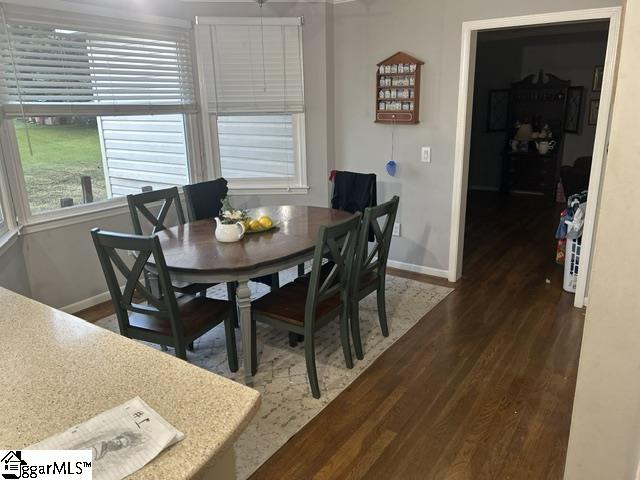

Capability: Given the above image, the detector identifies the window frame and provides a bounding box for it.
[194,16,309,194]
[0,113,198,232]
[0,4,201,232]
[208,112,308,194]
[0,7,311,237]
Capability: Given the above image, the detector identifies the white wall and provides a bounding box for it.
[332,0,621,273]
[563,0,640,477]
[0,237,30,297]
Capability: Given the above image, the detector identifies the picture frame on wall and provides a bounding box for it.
[564,86,584,133]
[588,99,600,125]
[592,65,604,92]
[486,88,510,132]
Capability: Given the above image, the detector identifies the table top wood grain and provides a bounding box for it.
[155,205,354,274]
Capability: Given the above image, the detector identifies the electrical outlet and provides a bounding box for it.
[393,222,401,237]
[421,146,431,163]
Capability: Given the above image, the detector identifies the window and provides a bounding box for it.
[12,114,189,214]
[0,5,195,217]
[195,17,307,191]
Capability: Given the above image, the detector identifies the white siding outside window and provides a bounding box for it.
[98,114,189,197]
[217,115,295,179]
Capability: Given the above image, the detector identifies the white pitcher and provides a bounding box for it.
[214,217,246,243]
[535,140,556,155]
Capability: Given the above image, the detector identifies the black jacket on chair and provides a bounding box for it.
[331,171,377,241]
[331,171,377,213]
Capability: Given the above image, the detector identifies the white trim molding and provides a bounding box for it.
[0,229,19,258]
[387,260,449,279]
[447,7,622,311]
[60,288,116,315]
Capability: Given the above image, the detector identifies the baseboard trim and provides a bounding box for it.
[387,260,449,279]
[61,262,451,314]
[61,289,112,314]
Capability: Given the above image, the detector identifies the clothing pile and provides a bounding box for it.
[555,191,588,264]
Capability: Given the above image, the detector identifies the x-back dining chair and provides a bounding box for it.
[126,187,214,298]
[91,228,238,369]
[349,196,399,359]
[127,187,185,235]
[251,213,361,398]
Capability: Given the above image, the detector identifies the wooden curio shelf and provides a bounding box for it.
[376,51,424,124]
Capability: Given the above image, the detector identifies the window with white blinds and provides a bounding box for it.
[0,4,195,116]
[195,16,307,191]
[217,114,295,179]
[196,17,304,114]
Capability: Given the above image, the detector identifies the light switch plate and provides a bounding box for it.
[421,146,431,163]
[393,222,401,237]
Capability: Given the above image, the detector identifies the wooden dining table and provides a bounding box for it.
[153,205,354,381]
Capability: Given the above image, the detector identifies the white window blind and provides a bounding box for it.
[0,5,196,116]
[196,17,304,114]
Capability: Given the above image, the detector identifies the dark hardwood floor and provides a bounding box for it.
[251,191,583,479]
[76,191,583,479]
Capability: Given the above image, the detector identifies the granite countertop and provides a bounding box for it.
[0,287,260,479]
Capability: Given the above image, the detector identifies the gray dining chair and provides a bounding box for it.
[250,213,361,398]
[126,187,214,298]
[349,196,399,359]
[91,228,238,369]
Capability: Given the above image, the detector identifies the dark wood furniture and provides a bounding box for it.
[349,196,399,360]
[251,214,362,398]
[561,156,592,197]
[502,151,561,200]
[127,187,213,297]
[375,51,424,124]
[501,72,570,201]
[91,228,238,368]
[182,179,277,311]
[150,205,356,379]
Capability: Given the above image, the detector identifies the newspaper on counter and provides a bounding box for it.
[28,397,184,480]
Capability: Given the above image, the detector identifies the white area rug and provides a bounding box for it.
[96,268,452,479]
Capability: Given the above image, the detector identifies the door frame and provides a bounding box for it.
[447,7,622,308]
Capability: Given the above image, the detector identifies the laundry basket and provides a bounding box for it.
[563,236,581,293]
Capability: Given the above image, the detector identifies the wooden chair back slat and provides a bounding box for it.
[91,228,182,337]
[353,196,400,289]
[305,214,361,316]
[127,187,185,235]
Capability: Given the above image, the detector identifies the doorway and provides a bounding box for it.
[448,8,622,308]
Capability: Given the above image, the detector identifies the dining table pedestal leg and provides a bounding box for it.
[236,279,255,382]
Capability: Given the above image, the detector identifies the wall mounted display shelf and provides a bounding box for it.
[376,51,424,124]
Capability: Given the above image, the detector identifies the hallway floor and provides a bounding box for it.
[252,191,583,479]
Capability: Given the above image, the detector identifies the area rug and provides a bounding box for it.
[95,268,453,479]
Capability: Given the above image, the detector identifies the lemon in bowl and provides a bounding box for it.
[258,215,273,229]
[248,219,262,231]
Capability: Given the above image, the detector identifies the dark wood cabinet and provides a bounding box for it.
[501,72,569,201]
[502,151,561,200]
